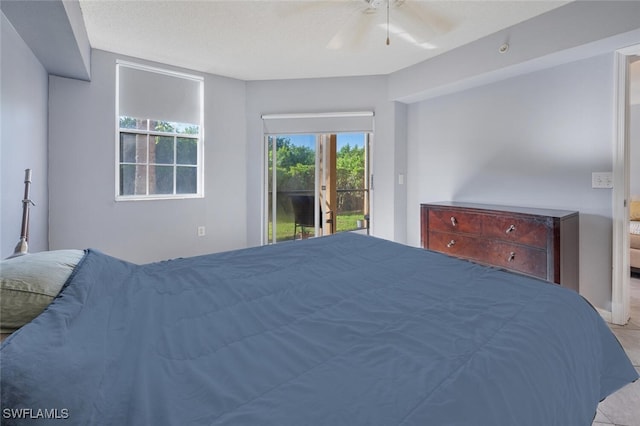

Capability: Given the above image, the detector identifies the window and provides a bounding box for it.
[119,119,199,196]
[116,61,203,200]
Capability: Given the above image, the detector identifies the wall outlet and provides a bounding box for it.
[197,226,206,237]
[592,172,613,189]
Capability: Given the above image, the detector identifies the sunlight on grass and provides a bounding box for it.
[269,213,366,242]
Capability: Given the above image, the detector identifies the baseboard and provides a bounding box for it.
[596,307,613,324]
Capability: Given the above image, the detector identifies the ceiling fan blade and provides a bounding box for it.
[327,6,378,50]
[391,0,453,45]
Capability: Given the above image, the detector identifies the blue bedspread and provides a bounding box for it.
[1,233,637,425]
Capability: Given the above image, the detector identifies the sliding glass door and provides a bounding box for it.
[265,132,370,244]
[334,133,370,234]
[267,134,318,243]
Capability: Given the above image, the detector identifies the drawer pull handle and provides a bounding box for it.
[507,252,516,262]
[450,216,457,227]
[506,224,516,234]
[447,240,456,248]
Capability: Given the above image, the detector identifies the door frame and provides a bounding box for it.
[612,44,640,325]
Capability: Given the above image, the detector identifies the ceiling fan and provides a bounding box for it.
[326,0,451,50]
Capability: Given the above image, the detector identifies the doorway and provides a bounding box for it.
[264,132,371,244]
[612,46,640,325]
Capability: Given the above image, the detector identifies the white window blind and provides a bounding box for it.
[261,111,374,135]
[118,62,202,125]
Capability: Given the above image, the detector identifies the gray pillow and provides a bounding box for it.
[0,249,84,334]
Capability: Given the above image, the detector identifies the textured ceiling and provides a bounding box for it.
[79,0,570,81]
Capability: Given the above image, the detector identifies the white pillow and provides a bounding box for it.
[0,249,84,334]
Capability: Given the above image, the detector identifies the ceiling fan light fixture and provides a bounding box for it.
[367,0,385,9]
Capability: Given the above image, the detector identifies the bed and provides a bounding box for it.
[1,233,637,425]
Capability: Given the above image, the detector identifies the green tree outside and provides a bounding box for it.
[268,136,367,241]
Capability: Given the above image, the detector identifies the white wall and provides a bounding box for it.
[389,1,640,104]
[0,12,49,257]
[406,53,616,310]
[48,50,248,263]
[244,77,406,247]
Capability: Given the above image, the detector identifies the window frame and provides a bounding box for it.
[115,60,204,201]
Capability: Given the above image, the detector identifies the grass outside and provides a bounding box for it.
[269,213,366,242]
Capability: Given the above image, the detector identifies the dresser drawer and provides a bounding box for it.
[428,231,486,260]
[429,231,547,279]
[483,241,547,279]
[428,209,482,234]
[482,215,549,249]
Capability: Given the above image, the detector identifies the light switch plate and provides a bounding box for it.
[592,172,613,189]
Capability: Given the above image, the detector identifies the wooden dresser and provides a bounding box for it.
[420,202,579,291]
